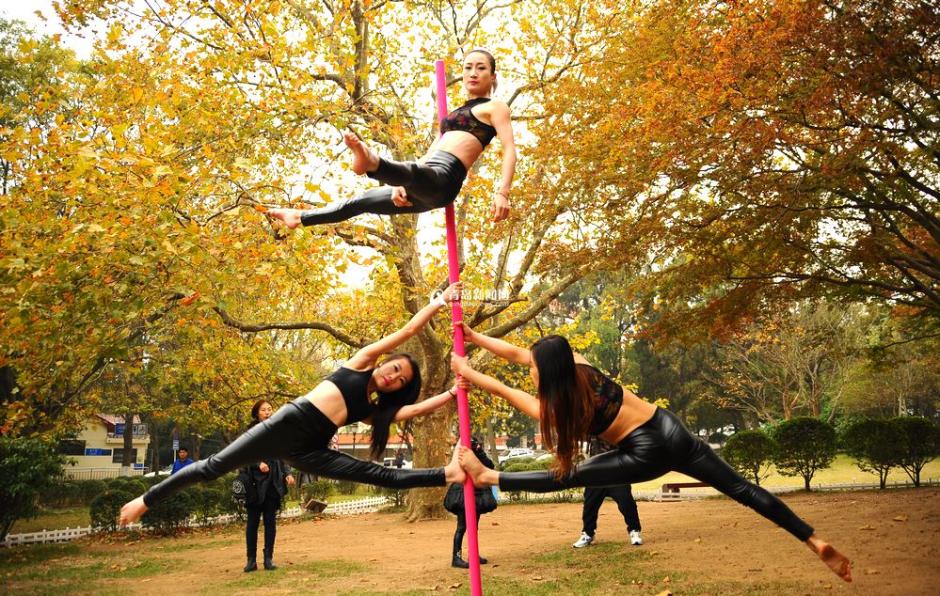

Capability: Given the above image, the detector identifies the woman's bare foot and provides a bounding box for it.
[444,446,466,484]
[266,208,303,229]
[807,535,852,582]
[343,131,379,175]
[459,446,499,487]
[120,495,148,526]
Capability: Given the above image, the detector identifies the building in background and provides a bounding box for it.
[58,414,151,479]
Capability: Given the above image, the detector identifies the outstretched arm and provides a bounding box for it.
[451,353,540,420]
[346,282,461,369]
[393,378,469,422]
[459,322,531,365]
[490,101,516,222]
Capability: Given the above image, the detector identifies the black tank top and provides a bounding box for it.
[439,98,497,148]
[578,363,624,436]
[326,366,376,424]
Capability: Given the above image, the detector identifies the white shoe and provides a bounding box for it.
[630,530,643,546]
[572,532,594,548]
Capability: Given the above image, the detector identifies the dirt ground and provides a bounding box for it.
[15,488,940,595]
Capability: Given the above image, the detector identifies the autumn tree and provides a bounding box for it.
[2,1,644,521]
[704,302,864,422]
[544,0,940,342]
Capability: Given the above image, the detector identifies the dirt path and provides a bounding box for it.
[17,488,940,595]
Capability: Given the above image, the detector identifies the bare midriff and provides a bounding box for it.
[302,381,352,427]
[598,392,658,445]
[435,131,485,170]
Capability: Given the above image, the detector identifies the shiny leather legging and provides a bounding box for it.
[299,151,467,226]
[143,398,445,507]
[499,408,814,541]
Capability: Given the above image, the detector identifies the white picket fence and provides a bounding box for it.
[0,496,390,548]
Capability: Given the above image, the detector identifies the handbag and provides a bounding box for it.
[232,469,258,506]
[475,485,498,515]
[443,483,498,515]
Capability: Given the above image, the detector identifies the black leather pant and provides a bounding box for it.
[246,486,280,558]
[582,484,641,536]
[499,409,814,542]
[299,151,467,225]
[454,511,481,556]
[143,398,445,507]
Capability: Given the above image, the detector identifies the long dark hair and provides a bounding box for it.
[530,335,594,478]
[249,399,271,428]
[369,353,422,460]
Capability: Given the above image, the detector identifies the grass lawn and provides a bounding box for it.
[10,508,91,534]
[628,454,940,493]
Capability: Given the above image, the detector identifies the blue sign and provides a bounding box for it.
[85,448,112,456]
[114,423,124,435]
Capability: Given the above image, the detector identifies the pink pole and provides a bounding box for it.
[435,59,483,596]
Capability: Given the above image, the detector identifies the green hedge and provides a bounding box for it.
[90,489,134,532]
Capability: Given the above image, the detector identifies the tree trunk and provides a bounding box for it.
[405,405,452,522]
[192,434,202,461]
[148,415,160,473]
[484,418,500,471]
[121,412,135,476]
[803,474,811,491]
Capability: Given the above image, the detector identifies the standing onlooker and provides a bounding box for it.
[573,438,643,548]
[244,400,295,572]
[446,435,497,568]
[171,447,194,475]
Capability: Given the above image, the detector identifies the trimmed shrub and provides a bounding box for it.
[105,476,147,496]
[840,418,903,488]
[772,417,836,491]
[39,480,82,508]
[500,458,552,473]
[302,480,334,503]
[335,479,358,495]
[141,490,194,535]
[892,417,940,487]
[723,430,777,486]
[78,479,109,506]
[90,489,135,532]
[190,486,223,525]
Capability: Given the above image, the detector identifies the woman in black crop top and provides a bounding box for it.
[119,283,470,526]
[265,48,516,229]
[449,328,852,583]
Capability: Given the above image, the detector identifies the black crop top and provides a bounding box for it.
[578,363,624,436]
[439,98,497,148]
[326,366,376,424]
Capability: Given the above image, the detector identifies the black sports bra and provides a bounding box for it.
[326,366,376,424]
[578,363,624,436]
[439,98,497,148]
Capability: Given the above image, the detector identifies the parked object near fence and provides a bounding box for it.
[1,496,391,548]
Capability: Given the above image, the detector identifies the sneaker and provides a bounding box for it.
[630,530,643,546]
[572,532,594,548]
